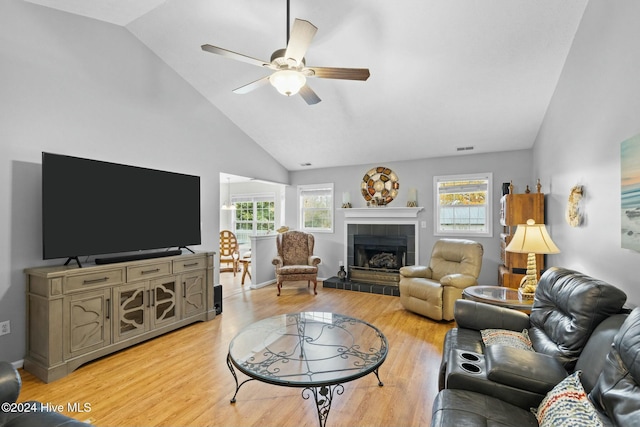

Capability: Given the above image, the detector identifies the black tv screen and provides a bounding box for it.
[42,152,201,261]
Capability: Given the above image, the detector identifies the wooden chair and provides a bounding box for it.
[219,230,240,276]
[238,251,252,285]
[272,231,321,296]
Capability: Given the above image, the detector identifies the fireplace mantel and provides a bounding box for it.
[341,207,424,218]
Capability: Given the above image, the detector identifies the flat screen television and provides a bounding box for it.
[42,152,201,266]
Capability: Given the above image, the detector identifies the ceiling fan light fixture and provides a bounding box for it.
[270,69,306,96]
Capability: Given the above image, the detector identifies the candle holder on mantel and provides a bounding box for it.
[407,188,418,207]
[341,191,352,208]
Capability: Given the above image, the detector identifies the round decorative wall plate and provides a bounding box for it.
[361,166,399,205]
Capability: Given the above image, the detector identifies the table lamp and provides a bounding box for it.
[505,219,560,296]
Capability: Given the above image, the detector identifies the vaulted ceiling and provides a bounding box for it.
[24,0,588,171]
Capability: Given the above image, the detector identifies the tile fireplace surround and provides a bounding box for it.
[324,207,423,296]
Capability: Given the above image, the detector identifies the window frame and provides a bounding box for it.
[298,183,334,233]
[230,193,276,243]
[433,173,493,237]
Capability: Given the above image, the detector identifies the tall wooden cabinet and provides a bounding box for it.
[499,184,545,289]
[25,252,216,383]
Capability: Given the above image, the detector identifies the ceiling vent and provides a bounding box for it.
[456,146,474,152]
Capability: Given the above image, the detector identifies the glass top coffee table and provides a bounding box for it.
[463,285,534,310]
[227,312,388,427]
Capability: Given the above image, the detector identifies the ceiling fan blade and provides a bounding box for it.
[299,84,321,105]
[232,76,271,94]
[284,19,318,65]
[201,44,270,68]
[307,66,370,81]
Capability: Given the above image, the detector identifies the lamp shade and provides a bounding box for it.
[505,219,560,254]
[270,70,306,96]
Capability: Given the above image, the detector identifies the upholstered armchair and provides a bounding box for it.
[399,239,483,321]
[272,231,321,296]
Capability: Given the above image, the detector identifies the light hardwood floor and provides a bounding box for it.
[18,275,453,427]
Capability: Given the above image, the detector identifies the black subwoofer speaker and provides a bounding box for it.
[214,284,222,315]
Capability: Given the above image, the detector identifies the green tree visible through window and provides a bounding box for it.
[434,174,492,236]
[232,196,275,243]
[299,184,334,232]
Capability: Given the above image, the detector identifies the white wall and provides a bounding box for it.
[533,0,640,307]
[0,0,288,363]
[287,150,534,285]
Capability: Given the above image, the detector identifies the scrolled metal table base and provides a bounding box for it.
[302,384,344,427]
[227,353,254,404]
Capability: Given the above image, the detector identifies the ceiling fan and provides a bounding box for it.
[200,0,370,105]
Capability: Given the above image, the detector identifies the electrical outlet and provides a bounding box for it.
[0,321,10,336]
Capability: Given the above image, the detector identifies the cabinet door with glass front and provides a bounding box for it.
[150,276,180,329]
[113,282,149,342]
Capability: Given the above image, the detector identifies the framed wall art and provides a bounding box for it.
[621,134,640,251]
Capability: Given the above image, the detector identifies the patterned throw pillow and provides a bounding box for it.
[480,328,533,351]
[534,371,604,427]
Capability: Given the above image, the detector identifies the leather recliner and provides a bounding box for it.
[399,239,483,321]
[439,267,628,408]
[431,307,640,426]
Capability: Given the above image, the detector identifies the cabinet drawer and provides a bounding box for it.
[64,269,123,293]
[173,257,206,273]
[127,261,171,281]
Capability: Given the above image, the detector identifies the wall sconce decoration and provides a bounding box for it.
[361,166,399,206]
[566,185,584,227]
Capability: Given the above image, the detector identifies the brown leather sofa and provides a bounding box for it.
[399,239,483,321]
[0,362,90,427]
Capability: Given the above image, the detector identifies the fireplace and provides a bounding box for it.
[346,223,416,286]
[324,208,422,295]
[350,235,407,285]
[354,235,407,269]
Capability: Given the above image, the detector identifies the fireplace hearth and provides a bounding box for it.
[323,276,400,296]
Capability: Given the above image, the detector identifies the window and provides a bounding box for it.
[231,194,275,244]
[434,173,492,237]
[298,183,334,233]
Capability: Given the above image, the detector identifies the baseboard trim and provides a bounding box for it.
[250,280,275,290]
